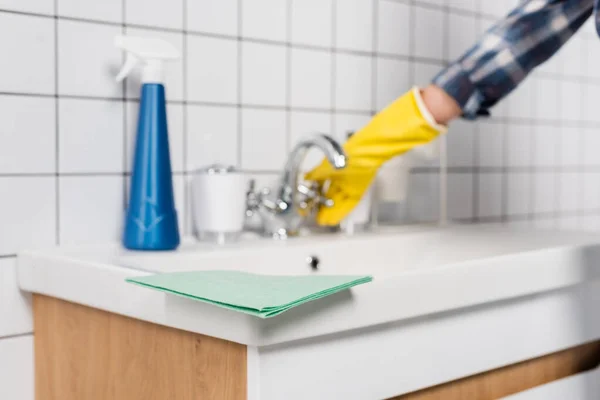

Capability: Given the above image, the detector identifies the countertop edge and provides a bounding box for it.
[15,239,600,347]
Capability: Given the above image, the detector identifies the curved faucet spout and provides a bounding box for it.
[286,134,347,172]
[248,133,347,238]
[280,134,347,201]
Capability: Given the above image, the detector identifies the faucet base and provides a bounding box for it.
[271,228,293,240]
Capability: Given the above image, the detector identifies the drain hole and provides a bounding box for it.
[306,256,320,270]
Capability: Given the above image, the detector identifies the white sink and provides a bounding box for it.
[16,223,600,400]
[17,222,600,345]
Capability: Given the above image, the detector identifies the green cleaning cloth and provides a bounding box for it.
[126,270,372,318]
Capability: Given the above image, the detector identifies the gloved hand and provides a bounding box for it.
[305,87,447,226]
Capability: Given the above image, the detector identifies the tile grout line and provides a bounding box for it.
[330,0,337,135]
[371,0,379,116]
[0,172,130,178]
[6,85,600,125]
[121,0,128,215]
[578,40,587,229]
[53,0,60,245]
[236,0,243,167]
[498,0,509,225]
[408,0,415,94]
[528,79,542,226]
[3,83,600,107]
[454,207,600,226]
[500,118,509,223]
[5,165,600,179]
[528,82,536,225]
[472,122,481,220]
[182,0,189,235]
[0,2,539,28]
[527,126,534,225]
[285,0,292,152]
[471,0,481,223]
[555,77,563,227]
[438,129,449,223]
[387,0,512,20]
[442,0,451,223]
[0,332,34,341]
[409,0,436,223]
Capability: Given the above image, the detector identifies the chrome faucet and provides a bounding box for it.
[247,134,347,238]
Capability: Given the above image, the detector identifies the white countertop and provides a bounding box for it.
[16,224,600,347]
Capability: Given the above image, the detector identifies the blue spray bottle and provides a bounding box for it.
[115,36,180,251]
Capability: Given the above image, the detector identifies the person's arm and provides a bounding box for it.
[426,0,594,124]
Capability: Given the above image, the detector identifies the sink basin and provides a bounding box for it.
[113,223,600,278]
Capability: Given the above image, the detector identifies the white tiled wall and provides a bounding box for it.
[1,0,600,397]
[0,336,34,400]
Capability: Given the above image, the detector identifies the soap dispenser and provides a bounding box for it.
[115,35,180,251]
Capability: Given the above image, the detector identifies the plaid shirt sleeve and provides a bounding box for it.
[432,0,594,119]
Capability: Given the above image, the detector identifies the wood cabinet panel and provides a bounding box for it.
[393,340,600,400]
[34,295,246,400]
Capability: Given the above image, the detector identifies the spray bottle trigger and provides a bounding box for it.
[115,53,139,82]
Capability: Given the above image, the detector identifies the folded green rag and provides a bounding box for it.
[126,270,372,318]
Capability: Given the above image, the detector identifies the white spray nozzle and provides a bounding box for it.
[114,35,180,83]
[115,53,139,82]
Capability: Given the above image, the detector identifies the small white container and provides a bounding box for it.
[191,164,248,243]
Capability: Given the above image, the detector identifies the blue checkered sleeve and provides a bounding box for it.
[433,0,594,119]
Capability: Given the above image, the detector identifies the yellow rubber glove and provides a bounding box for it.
[305,87,447,226]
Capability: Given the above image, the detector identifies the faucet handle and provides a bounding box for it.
[297,183,318,198]
[246,179,260,217]
[297,182,335,209]
[247,179,290,216]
